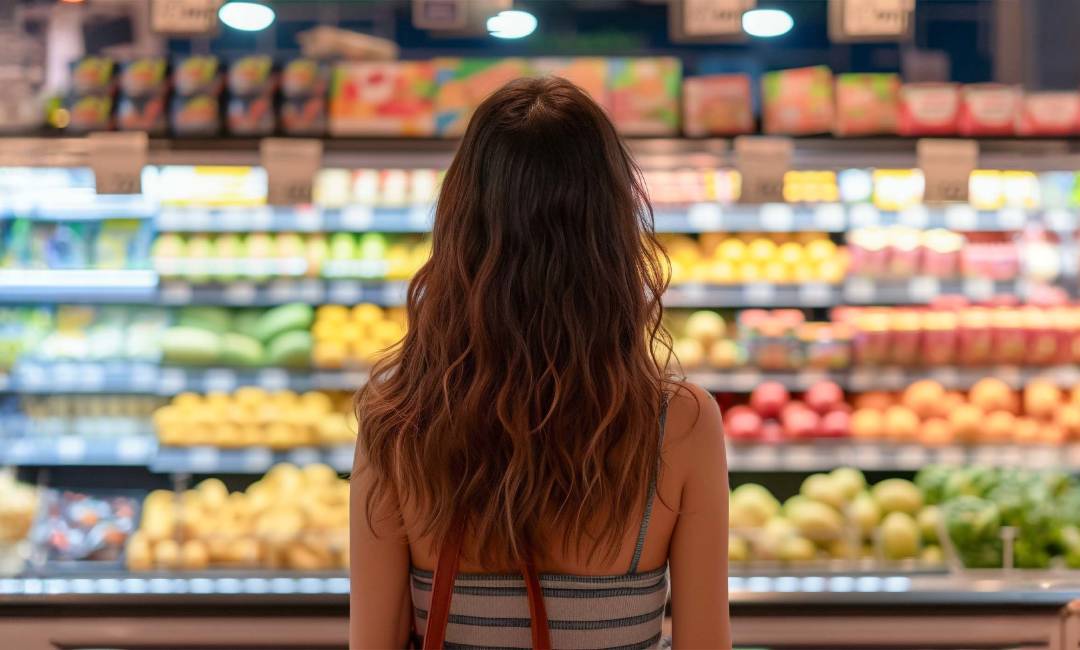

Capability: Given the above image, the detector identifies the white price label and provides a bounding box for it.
[929,367,959,387]
[268,279,299,303]
[849,204,880,227]
[973,446,1001,467]
[219,208,249,231]
[381,282,407,305]
[837,0,912,37]
[963,277,995,302]
[945,204,978,231]
[897,445,928,468]
[188,447,220,472]
[682,0,754,36]
[81,363,106,391]
[798,282,834,306]
[736,136,792,205]
[1044,208,1075,232]
[936,446,966,466]
[880,367,905,389]
[994,365,1022,387]
[340,205,374,231]
[224,282,257,305]
[919,139,978,203]
[1027,446,1058,470]
[845,277,876,303]
[330,445,355,472]
[288,447,320,467]
[729,371,761,392]
[158,368,187,395]
[204,369,237,393]
[1000,445,1023,467]
[899,205,929,229]
[852,444,884,468]
[243,447,273,472]
[160,282,193,305]
[687,203,723,230]
[741,445,779,470]
[151,0,221,34]
[814,204,846,231]
[257,369,290,391]
[299,279,325,303]
[409,205,434,229]
[261,138,323,206]
[89,132,147,195]
[743,282,775,305]
[293,205,324,231]
[760,204,794,231]
[909,276,940,302]
[329,281,363,304]
[783,445,820,470]
[1067,444,1080,469]
[998,207,1026,230]
[57,437,87,463]
[249,207,273,231]
[117,437,152,462]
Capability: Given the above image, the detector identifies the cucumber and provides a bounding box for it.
[253,303,314,343]
[266,330,313,367]
[176,306,232,333]
[220,333,265,367]
[161,327,222,365]
[231,309,263,338]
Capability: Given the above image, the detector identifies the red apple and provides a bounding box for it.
[760,420,785,444]
[820,410,851,438]
[829,401,853,415]
[781,405,821,439]
[750,381,790,418]
[724,405,762,441]
[804,380,845,415]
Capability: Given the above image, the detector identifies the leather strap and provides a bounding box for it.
[423,533,551,649]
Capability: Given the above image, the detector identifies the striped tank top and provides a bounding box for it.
[411,401,670,650]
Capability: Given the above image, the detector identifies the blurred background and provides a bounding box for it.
[2,0,1080,648]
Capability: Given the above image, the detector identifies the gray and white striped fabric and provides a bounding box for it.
[410,564,669,650]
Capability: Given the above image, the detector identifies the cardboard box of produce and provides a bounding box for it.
[682,74,754,137]
[761,66,834,135]
[434,58,534,137]
[834,73,900,136]
[609,57,681,136]
[329,61,437,137]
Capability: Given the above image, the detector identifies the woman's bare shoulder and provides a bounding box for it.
[662,381,725,465]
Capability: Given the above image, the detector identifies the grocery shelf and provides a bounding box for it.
[0,192,157,221]
[665,282,841,307]
[152,444,354,474]
[7,362,368,395]
[726,440,1080,472]
[1,435,156,466]
[842,277,1029,304]
[0,270,158,304]
[158,279,409,307]
[690,365,1080,392]
[156,205,435,233]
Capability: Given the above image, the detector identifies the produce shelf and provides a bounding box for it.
[690,365,1080,392]
[151,444,354,474]
[7,362,368,395]
[156,205,435,233]
[0,192,157,221]
[0,270,159,304]
[1,435,156,466]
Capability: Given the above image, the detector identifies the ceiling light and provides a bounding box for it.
[742,8,794,38]
[219,1,276,32]
[487,10,537,39]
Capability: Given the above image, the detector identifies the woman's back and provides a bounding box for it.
[349,77,731,649]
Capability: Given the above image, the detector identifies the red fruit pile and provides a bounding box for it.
[725,380,851,442]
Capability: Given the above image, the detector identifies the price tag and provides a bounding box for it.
[1000,445,1023,467]
[381,282,408,306]
[188,447,220,473]
[729,371,761,392]
[7,439,31,463]
[944,204,978,231]
[899,205,929,229]
[409,205,434,230]
[783,445,820,470]
[57,437,87,463]
[963,277,995,302]
[1027,446,1058,470]
[54,363,77,388]
[743,282,775,305]
[909,276,940,302]
[849,204,880,227]
[268,279,299,303]
[830,0,913,41]
[852,444,884,468]
[158,368,187,395]
[293,205,324,232]
[687,203,723,230]
[151,0,221,34]
[160,282,193,305]
[814,204,846,231]
[680,0,755,37]
[257,369,290,391]
[261,138,323,206]
[288,447,320,467]
[845,277,875,303]
[1044,208,1075,232]
[760,204,794,231]
[994,365,1022,387]
[880,367,905,389]
[89,132,147,195]
[219,208,250,231]
[224,282,257,305]
[299,279,325,303]
[340,205,374,231]
[929,366,959,387]
[742,445,779,470]
[328,280,362,305]
[81,363,106,391]
[897,445,928,468]
[249,207,273,231]
[1067,444,1080,469]
[798,282,834,306]
[919,139,978,203]
[204,369,237,393]
[242,447,273,472]
[936,445,966,466]
[998,207,1026,230]
[330,445,355,472]
[736,136,792,205]
[973,446,1001,467]
[117,437,152,463]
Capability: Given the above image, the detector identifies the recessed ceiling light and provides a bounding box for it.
[219,1,276,32]
[487,10,538,39]
[742,8,794,38]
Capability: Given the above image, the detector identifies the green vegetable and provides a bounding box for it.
[266,330,313,367]
[231,309,263,338]
[161,326,221,365]
[176,306,231,333]
[914,465,951,505]
[253,303,314,344]
[943,495,1002,568]
[220,333,265,367]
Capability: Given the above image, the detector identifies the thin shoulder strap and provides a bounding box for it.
[424,530,552,649]
[628,394,670,574]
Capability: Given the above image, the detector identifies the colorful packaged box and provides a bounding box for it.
[329,61,436,137]
[66,57,116,133]
[609,57,681,136]
[117,57,168,134]
[898,83,960,136]
[1017,91,1080,136]
[533,58,610,109]
[761,66,834,135]
[281,58,330,136]
[681,74,753,137]
[227,55,277,136]
[958,84,1020,136]
[434,58,533,137]
[833,73,900,136]
[171,55,223,136]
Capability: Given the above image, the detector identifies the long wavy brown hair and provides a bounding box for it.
[356,76,673,567]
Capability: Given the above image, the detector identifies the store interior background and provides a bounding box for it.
[4,0,1080,648]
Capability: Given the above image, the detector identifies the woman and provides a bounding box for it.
[350,77,730,649]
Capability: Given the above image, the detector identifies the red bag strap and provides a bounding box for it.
[423,532,551,649]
